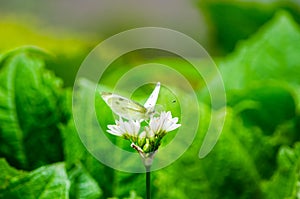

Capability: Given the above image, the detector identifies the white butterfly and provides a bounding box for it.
[101,82,161,120]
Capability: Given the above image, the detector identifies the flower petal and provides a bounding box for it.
[147,111,181,135]
[106,119,141,137]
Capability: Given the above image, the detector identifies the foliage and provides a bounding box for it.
[262,144,300,199]
[199,0,300,54]
[0,8,300,199]
[0,159,70,199]
[0,47,69,170]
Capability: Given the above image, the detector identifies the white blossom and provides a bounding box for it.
[106,109,181,160]
[107,119,140,137]
[145,111,181,136]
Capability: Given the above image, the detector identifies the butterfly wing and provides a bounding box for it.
[101,92,147,120]
[144,82,161,111]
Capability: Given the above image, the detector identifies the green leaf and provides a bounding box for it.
[0,158,102,199]
[262,143,300,199]
[0,162,70,199]
[220,11,300,90]
[200,0,300,53]
[61,87,115,198]
[68,163,102,199]
[217,11,300,141]
[229,110,278,179]
[198,109,262,199]
[228,85,296,134]
[0,158,25,190]
[0,47,69,170]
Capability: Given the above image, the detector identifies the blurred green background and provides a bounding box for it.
[0,0,300,198]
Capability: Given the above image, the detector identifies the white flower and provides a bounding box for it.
[146,111,181,136]
[107,119,140,137]
[106,111,181,156]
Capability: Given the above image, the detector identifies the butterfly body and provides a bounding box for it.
[101,82,160,120]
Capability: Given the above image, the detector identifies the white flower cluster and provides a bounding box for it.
[107,111,181,154]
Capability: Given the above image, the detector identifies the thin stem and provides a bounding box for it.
[146,166,151,199]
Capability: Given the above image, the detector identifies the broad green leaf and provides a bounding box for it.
[216,11,300,139]
[228,85,296,134]
[0,162,70,199]
[68,163,102,199]
[61,81,115,198]
[229,109,277,179]
[199,0,300,53]
[220,11,300,90]
[0,47,69,170]
[0,158,25,190]
[0,158,102,199]
[262,143,300,199]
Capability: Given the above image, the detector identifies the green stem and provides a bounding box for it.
[146,166,151,199]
